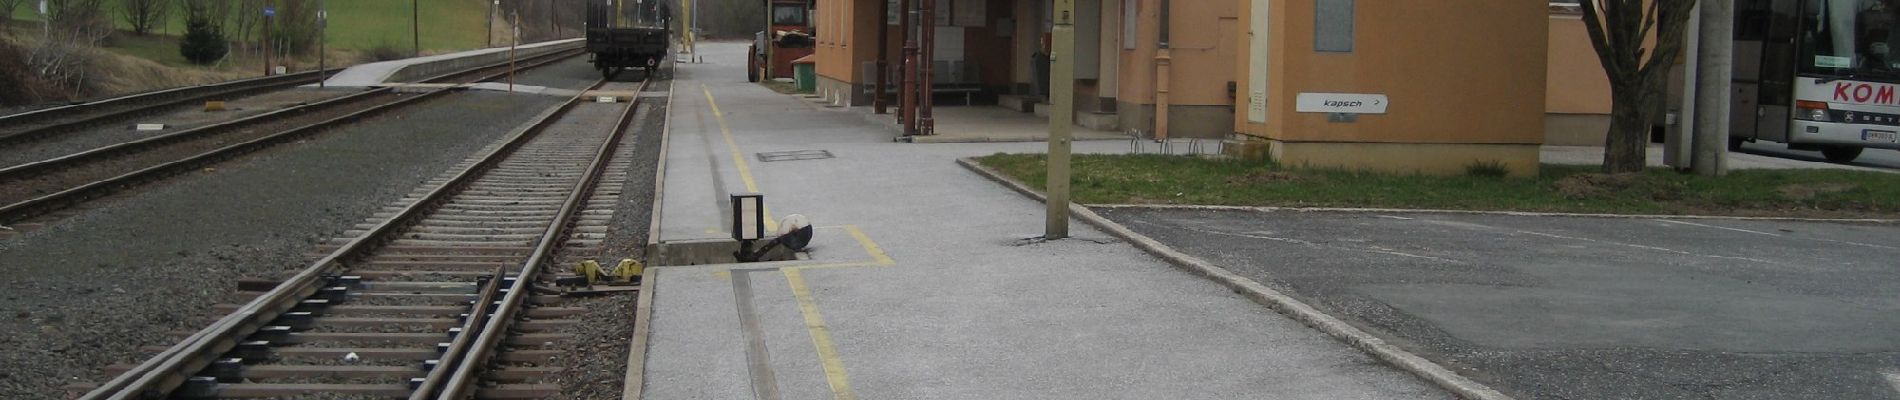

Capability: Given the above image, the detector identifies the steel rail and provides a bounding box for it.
[78,56,596,400]
[0,69,335,149]
[431,76,652,400]
[0,49,582,226]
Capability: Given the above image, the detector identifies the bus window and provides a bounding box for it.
[1799,0,1900,76]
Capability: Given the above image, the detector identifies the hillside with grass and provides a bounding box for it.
[1,0,575,106]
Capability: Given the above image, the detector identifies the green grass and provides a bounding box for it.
[975,153,1900,218]
[4,0,490,52]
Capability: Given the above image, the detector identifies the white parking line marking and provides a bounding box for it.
[1656,219,1900,250]
[1884,370,1900,394]
[1655,219,1781,237]
[1143,221,1463,263]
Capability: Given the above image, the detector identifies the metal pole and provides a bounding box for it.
[1692,0,1732,176]
[412,0,420,56]
[318,0,326,88]
[487,0,497,47]
[874,0,890,114]
[899,0,917,134]
[1045,0,1075,239]
[1668,1,1700,170]
[917,0,934,135]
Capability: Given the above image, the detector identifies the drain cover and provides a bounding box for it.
[756,150,834,162]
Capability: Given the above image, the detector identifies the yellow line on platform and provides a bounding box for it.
[842,225,895,266]
[784,267,857,400]
[702,85,778,232]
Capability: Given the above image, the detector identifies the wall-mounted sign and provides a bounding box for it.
[1296,93,1388,114]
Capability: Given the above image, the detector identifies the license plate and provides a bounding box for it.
[1864,130,1899,143]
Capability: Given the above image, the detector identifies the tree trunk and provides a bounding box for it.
[1603,84,1655,173]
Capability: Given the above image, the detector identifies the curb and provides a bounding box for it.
[1090,204,1900,224]
[956,157,1514,400]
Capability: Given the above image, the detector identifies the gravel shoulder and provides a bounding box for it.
[0,91,564,398]
[507,57,621,92]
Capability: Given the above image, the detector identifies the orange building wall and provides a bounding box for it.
[1548,14,1613,115]
[1118,0,1239,107]
[1238,0,1548,145]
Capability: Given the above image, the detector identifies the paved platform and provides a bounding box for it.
[635,41,1450,399]
[1101,207,1900,399]
[320,38,581,87]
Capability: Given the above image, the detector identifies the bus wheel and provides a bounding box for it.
[1728,137,1745,152]
[1822,146,1864,163]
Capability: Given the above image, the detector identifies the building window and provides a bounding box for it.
[1314,0,1353,53]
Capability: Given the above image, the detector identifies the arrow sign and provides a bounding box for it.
[1296,93,1390,114]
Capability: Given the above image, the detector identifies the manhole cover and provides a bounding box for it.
[756,150,834,162]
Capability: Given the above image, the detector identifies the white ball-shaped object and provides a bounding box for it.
[778,214,811,236]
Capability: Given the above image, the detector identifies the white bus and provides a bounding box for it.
[1732,0,1900,162]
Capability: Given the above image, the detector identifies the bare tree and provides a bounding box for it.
[232,0,261,53]
[0,0,26,32]
[31,0,113,96]
[1579,0,1698,173]
[121,0,168,35]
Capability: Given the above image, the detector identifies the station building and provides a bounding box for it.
[811,1,1596,177]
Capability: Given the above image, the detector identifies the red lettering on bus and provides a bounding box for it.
[1838,82,1854,101]
[1855,84,1874,102]
[1878,86,1895,105]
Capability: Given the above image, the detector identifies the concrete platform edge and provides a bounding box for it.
[643,77,677,257]
[622,265,659,400]
[1089,204,1900,223]
[954,157,1515,400]
[624,73,677,400]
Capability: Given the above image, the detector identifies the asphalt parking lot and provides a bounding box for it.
[1100,207,1900,399]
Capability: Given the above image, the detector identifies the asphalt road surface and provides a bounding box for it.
[1101,207,1900,400]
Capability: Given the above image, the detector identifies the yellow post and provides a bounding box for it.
[1046,0,1076,239]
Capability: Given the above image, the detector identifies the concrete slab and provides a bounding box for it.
[637,41,1450,399]
[319,39,582,87]
[1101,207,1900,399]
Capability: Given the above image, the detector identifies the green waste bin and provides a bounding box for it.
[792,55,817,92]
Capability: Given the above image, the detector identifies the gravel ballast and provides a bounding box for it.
[543,75,671,400]
[0,91,564,398]
[0,88,355,169]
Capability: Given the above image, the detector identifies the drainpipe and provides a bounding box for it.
[919,0,937,135]
[1154,0,1173,142]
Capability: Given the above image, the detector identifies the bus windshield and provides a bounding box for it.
[1800,0,1900,79]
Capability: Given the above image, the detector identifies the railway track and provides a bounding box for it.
[0,69,336,150]
[0,48,584,230]
[81,75,652,399]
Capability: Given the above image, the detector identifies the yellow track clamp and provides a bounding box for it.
[610,258,645,282]
[574,260,605,285]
